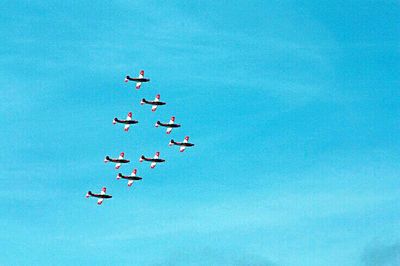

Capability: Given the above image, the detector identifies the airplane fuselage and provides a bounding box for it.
[172,141,194,147]
[114,118,139,124]
[142,157,165,163]
[142,99,166,105]
[106,158,130,163]
[126,76,150,82]
[157,122,181,128]
[119,174,142,180]
[88,192,112,199]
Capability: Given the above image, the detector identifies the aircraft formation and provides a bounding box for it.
[86,70,195,205]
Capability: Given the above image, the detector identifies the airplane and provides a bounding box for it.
[139,151,165,168]
[117,168,142,187]
[104,152,130,169]
[155,116,181,134]
[169,136,195,152]
[112,112,138,131]
[85,187,112,205]
[124,70,150,89]
[140,94,166,112]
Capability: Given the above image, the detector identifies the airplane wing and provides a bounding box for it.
[180,137,189,152]
[131,169,137,176]
[152,94,160,112]
[125,113,132,131]
[136,71,144,89]
[151,152,159,168]
[166,117,175,134]
[100,187,106,195]
[127,180,134,186]
[97,198,104,205]
[116,152,124,168]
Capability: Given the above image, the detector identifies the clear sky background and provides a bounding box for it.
[1,1,399,265]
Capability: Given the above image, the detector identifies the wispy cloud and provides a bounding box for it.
[153,247,277,266]
[362,241,400,266]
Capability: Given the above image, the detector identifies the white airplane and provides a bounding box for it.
[139,151,165,169]
[169,136,195,152]
[124,70,150,89]
[85,187,112,205]
[112,112,138,131]
[104,152,130,169]
[155,116,181,134]
[140,94,166,112]
[117,169,142,187]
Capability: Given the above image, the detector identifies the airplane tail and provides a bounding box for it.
[140,98,145,105]
[104,156,110,163]
[124,75,130,82]
[139,155,145,162]
[155,121,160,127]
[169,139,174,146]
[117,173,122,180]
[112,118,117,124]
[86,191,92,198]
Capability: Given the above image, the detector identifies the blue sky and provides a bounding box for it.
[1,0,399,265]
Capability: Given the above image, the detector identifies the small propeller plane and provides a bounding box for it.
[139,151,165,168]
[104,152,130,169]
[112,112,138,131]
[85,187,112,205]
[140,94,166,112]
[169,136,195,152]
[117,169,142,187]
[155,116,181,134]
[124,70,150,89]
